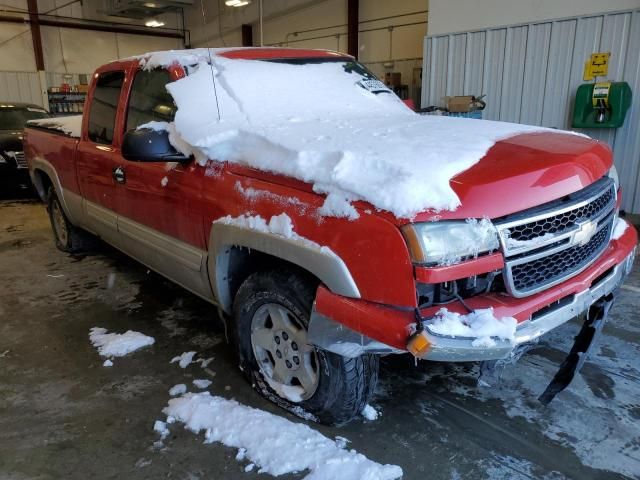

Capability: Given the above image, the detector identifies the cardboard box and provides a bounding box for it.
[447,95,474,113]
[76,84,89,93]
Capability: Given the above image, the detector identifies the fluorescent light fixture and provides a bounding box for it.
[225,0,251,6]
[145,19,165,27]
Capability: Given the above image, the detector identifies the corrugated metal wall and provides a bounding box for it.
[0,72,43,106]
[422,9,640,214]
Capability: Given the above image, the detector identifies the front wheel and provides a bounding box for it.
[233,268,379,425]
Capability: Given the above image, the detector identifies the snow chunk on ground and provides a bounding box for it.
[170,351,197,368]
[169,384,187,396]
[27,115,82,137]
[89,327,155,357]
[163,392,402,479]
[427,308,517,347]
[193,379,212,389]
[612,217,629,240]
[153,420,169,440]
[103,359,113,367]
[135,50,581,218]
[361,404,379,421]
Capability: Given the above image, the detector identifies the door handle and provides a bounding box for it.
[112,166,126,184]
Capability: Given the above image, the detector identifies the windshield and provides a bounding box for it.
[176,57,409,130]
[0,107,50,130]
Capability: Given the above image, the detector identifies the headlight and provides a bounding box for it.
[607,165,619,191]
[402,218,499,266]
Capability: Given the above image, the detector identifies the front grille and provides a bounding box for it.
[507,186,614,242]
[13,151,27,169]
[496,177,616,297]
[509,222,612,292]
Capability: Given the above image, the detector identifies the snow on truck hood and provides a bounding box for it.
[140,49,579,219]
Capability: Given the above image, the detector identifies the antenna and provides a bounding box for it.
[200,0,221,121]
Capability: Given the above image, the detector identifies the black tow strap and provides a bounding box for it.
[538,294,615,405]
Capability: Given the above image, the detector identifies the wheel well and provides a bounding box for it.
[32,168,52,202]
[223,246,320,311]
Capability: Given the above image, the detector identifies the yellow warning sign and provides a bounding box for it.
[584,52,610,80]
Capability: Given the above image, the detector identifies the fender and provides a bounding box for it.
[207,221,361,313]
[29,157,83,225]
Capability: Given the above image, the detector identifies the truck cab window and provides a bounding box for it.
[126,70,176,131]
[87,71,125,145]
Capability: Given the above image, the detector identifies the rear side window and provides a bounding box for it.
[88,71,124,145]
[126,70,176,131]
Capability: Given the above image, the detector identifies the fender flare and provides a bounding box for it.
[30,157,78,225]
[207,221,361,313]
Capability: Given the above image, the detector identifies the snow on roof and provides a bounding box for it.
[137,49,579,218]
[133,47,347,70]
[28,115,82,138]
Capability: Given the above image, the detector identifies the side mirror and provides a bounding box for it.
[122,128,191,163]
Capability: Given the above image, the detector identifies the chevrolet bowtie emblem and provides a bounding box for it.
[573,219,598,246]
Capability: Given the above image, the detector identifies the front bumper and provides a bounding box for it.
[420,245,635,361]
[310,225,637,361]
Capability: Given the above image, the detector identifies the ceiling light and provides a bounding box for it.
[225,0,251,6]
[145,19,165,27]
[143,2,158,7]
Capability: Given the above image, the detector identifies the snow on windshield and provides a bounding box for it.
[139,49,573,218]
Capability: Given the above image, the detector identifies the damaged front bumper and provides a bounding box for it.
[309,227,637,362]
[418,246,635,361]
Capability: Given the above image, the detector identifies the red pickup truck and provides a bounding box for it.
[25,48,637,425]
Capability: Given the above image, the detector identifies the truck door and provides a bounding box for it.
[114,67,211,300]
[76,69,126,243]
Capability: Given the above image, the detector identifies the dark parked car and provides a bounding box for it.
[0,102,50,193]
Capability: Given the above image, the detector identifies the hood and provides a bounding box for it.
[0,130,24,152]
[411,132,612,222]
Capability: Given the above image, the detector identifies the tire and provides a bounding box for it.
[46,187,94,253]
[233,268,379,426]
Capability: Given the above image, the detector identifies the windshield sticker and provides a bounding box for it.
[357,79,392,94]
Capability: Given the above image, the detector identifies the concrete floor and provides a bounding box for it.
[1,195,639,480]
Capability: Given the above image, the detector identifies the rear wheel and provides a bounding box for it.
[233,268,379,425]
[47,187,94,253]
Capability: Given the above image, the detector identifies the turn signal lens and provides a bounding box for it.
[407,332,431,357]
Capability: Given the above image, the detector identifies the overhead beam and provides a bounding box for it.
[27,0,44,70]
[0,14,184,40]
[347,0,358,58]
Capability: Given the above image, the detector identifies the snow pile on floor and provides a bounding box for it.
[170,351,197,368]
[193,379,212,389]
[162,392,402,479]
[134,49,577,218]
[169,384,187,396]
[27,115,82,137]
[154,420,170,440]
[89,327,155,357]
[612,217,629,240]
[215,213,336,256]
[427,308,518,347]
[361,404,380,421]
